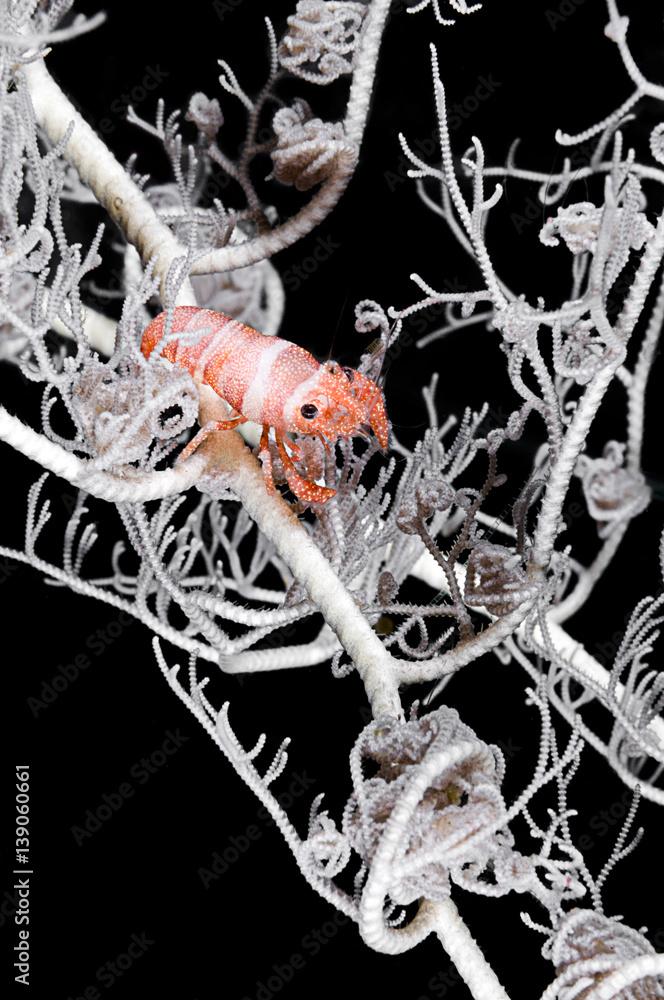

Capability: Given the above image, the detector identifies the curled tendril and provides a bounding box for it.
[649,122,664,165]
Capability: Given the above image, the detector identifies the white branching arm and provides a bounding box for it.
[24,56,196,305]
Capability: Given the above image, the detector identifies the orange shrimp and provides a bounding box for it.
[141,307,388,504]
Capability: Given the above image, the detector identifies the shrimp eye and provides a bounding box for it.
[342,367,354,382]
[300,403,318,419]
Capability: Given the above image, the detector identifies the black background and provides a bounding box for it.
[2,2,664,999]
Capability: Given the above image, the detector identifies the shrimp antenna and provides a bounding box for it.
[324,291,350,363]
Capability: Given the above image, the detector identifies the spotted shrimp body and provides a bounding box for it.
[140,306,388,504]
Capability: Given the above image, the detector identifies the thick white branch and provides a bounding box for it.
[433,898,511,1000]
[197,387,402,719]
[23,57,196,306]
[0,405,207,501]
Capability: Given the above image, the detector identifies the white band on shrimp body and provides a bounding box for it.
[241,338,291,422]
[282,368,326,426]
[191,319,241,382]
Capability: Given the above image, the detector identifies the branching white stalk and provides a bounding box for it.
[24,57,197,306]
